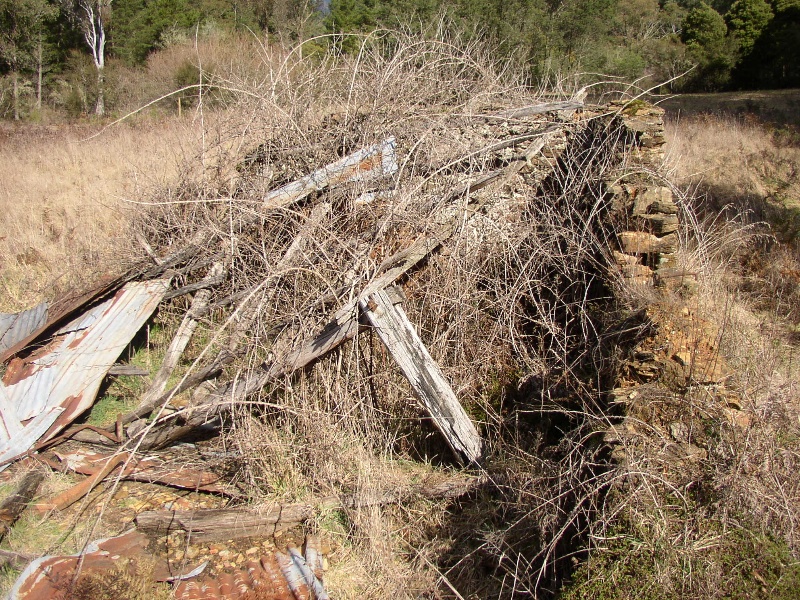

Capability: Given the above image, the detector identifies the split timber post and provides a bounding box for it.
[360,287,483,466]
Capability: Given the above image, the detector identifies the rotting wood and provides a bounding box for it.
[138,138,398,284]
[262,137,397,211]
[211,132,566,406]
[136,503,314,542]
[136,263,224,415]
[212,168,509,404]
[135,473,485,542]
[360,288,483,465]
[0,471,44,541]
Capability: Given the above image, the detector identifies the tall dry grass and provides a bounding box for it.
[0,119,200,312]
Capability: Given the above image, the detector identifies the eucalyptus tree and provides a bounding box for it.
[61,0,111,115]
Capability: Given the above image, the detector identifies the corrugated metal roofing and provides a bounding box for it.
[0,280,169,470]
[8,531,329,600]
[0,303,48,356]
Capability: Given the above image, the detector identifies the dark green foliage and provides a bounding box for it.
[112,0,204,64]
[726,0,773,53]
[733,0,800,87]
[681,3,738,89]
[0,0,59,118]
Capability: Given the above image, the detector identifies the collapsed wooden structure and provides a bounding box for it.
[0,96,679,598]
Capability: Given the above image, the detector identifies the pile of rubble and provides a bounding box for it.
[0,96,681,597]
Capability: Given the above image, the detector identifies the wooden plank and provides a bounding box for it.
[135,473,485,542]
[135,263,224,415]
[360,289,482,465]
[135,504,315,542]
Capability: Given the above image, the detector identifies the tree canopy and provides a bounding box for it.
[1,0,798,119]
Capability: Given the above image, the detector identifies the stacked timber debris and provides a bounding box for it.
[0,95,679,597]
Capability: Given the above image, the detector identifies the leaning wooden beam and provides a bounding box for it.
[0,471,44,542]
[135,262,225,415]
[360,289,483,465]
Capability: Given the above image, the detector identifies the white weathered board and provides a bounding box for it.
[360,289,483,465]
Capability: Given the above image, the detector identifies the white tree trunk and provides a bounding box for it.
[80,1,107,116]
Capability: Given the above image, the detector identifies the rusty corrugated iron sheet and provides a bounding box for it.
[51,449,236,496]
[0,280,169,469]
[0,274,132,365]
[173,538,328,600]
[9,531,328,600]
[0,303,48,356]
[6,530,207,600]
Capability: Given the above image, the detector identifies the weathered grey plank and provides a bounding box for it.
[360,289,483,465]
[136,263,224,414]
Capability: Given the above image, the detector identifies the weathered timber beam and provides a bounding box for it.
[360,289,483,465]
[135,474,486,542]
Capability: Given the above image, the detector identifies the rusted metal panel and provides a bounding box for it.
[0,303,48,356]
[8,530,328,600]
[0,274,131,364]
[52,449,236,496]
[0,280,169,469]
[7,530,206,600]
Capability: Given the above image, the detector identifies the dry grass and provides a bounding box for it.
[0,118,200,312]
[561,113,800,599]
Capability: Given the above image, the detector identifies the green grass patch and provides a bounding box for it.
[561,521,800,599]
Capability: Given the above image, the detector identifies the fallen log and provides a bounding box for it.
[136,473,486,542]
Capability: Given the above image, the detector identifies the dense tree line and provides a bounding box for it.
[0,0,797,119]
